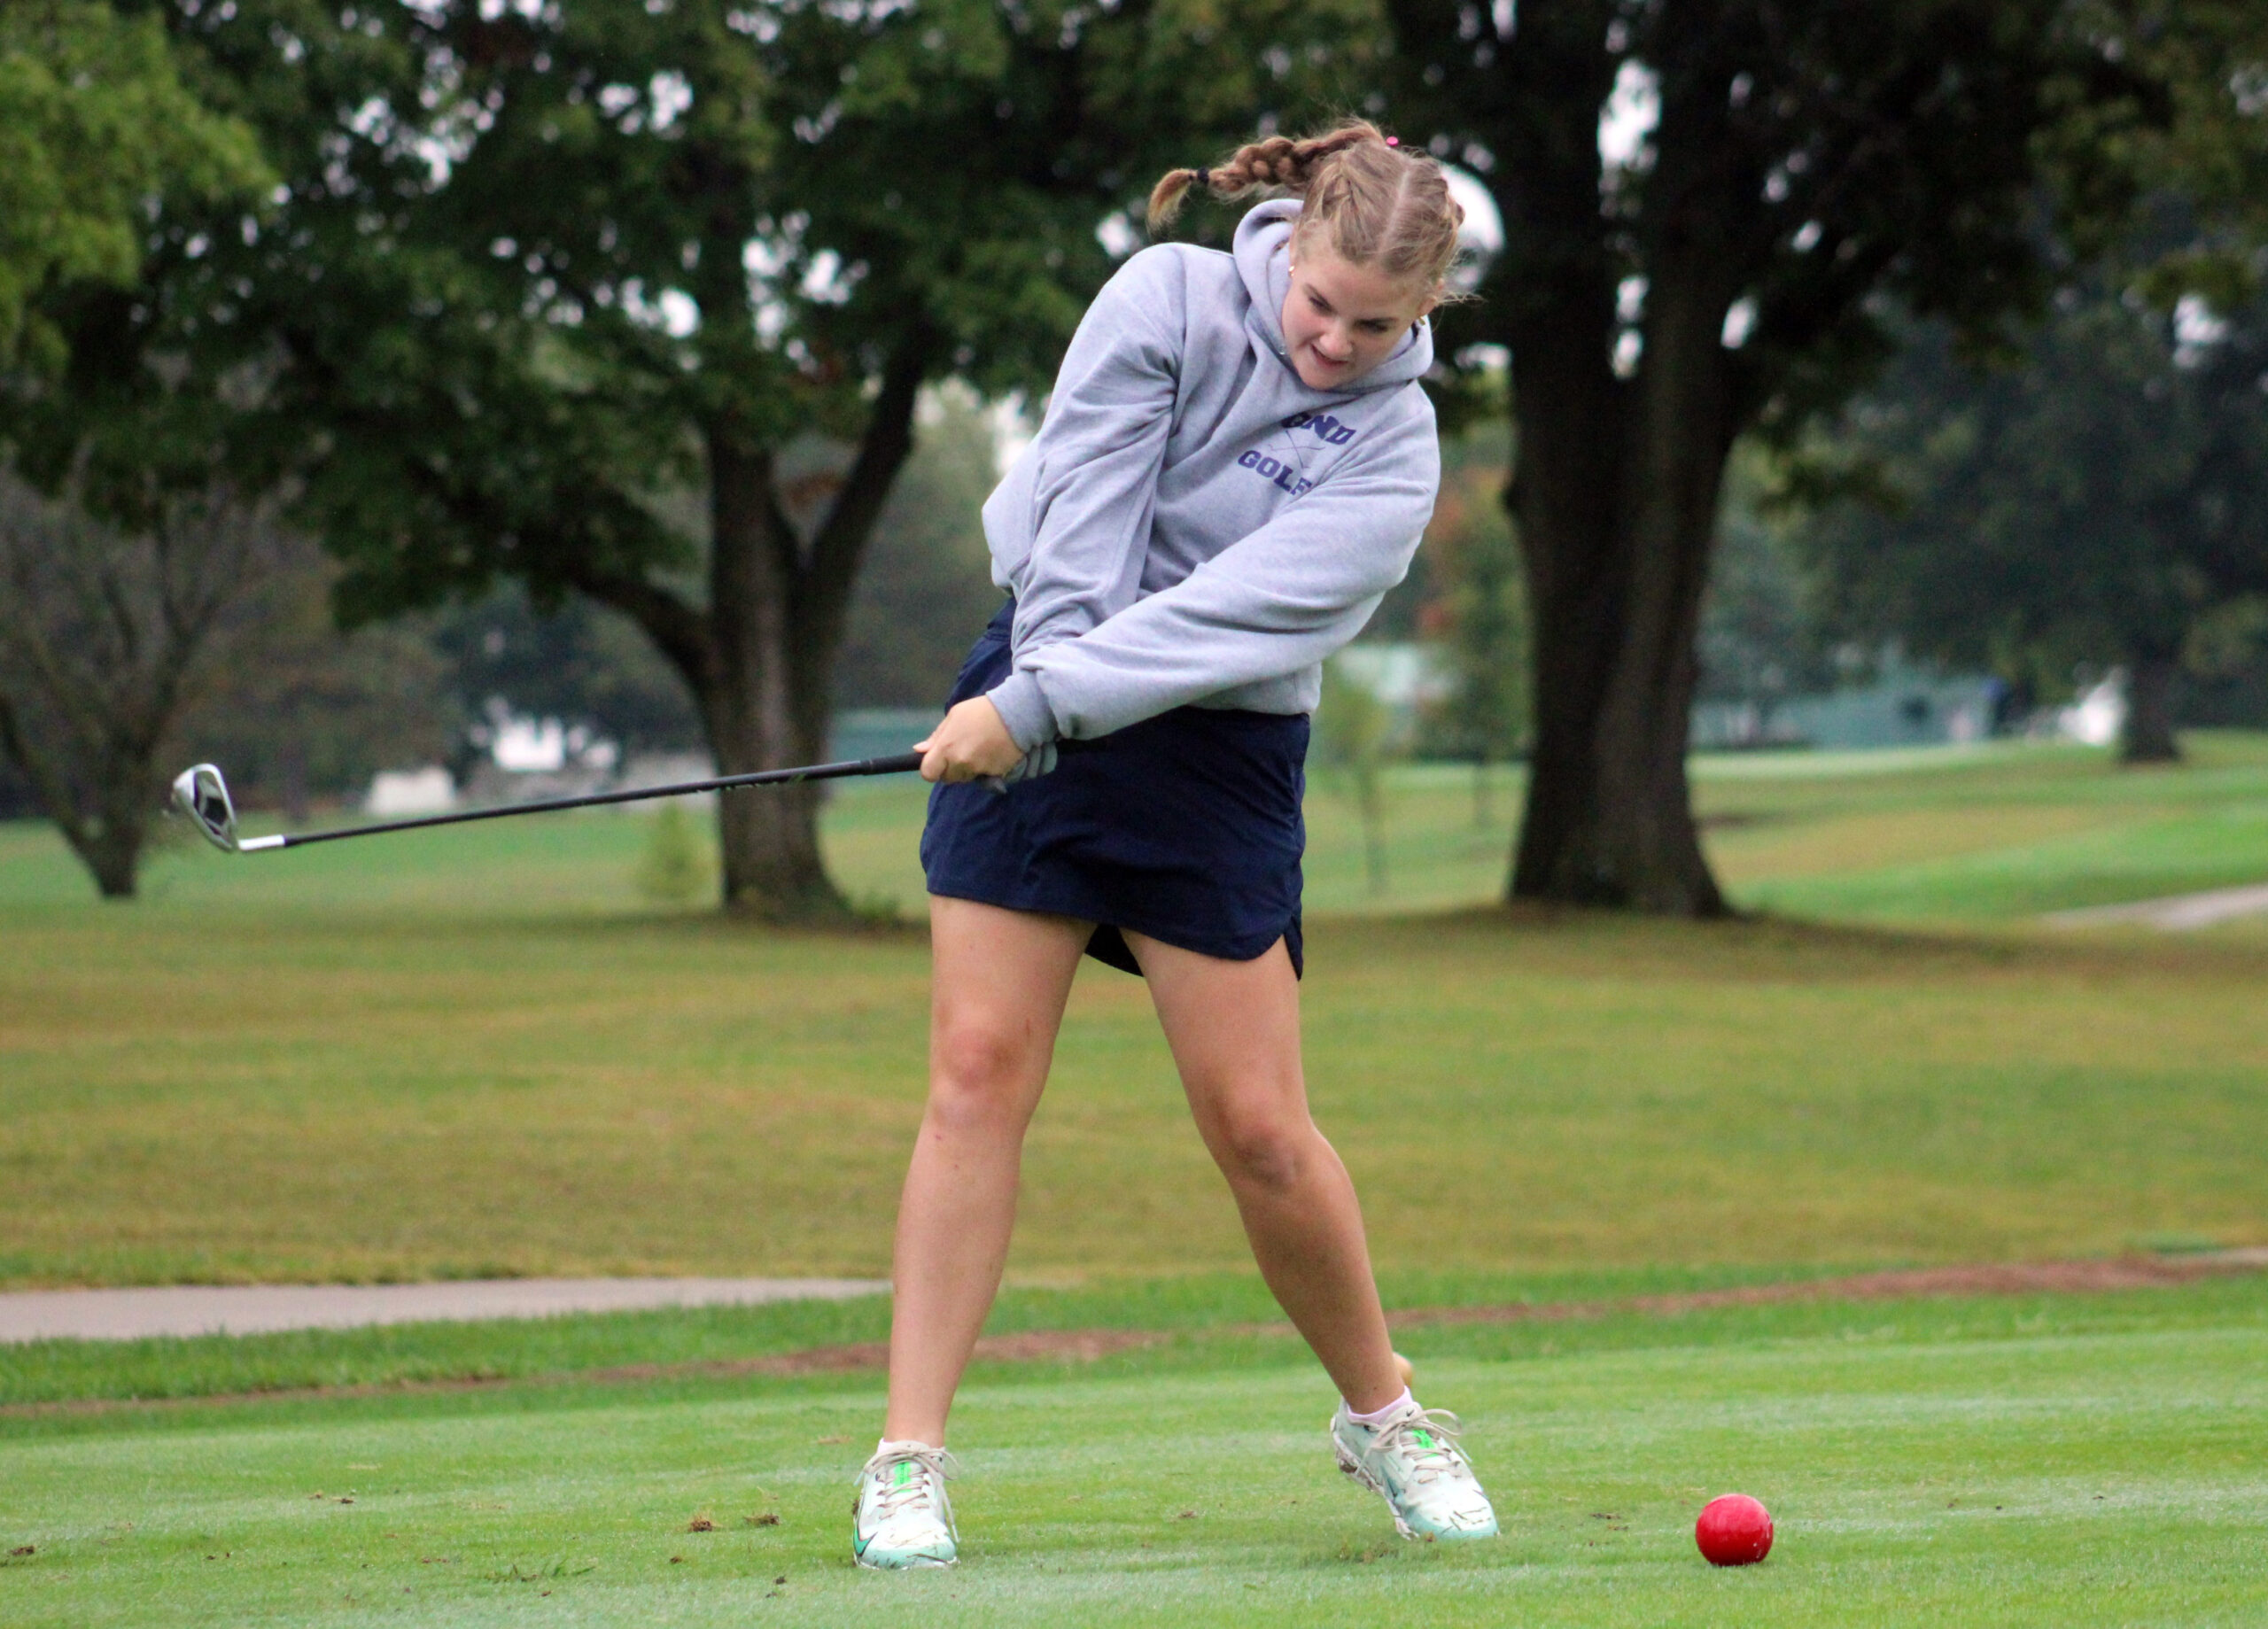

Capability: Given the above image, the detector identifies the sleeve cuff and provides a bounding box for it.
[985,671,1060,752]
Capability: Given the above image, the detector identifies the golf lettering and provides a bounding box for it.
[1281,409,1359,444]
[1238,447,1317,496]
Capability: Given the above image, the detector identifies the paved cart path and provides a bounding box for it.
[0,1276,889,1344]
[2045,880,2268,931]
[12,1253,2267,1353]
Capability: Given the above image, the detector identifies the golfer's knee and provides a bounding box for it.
[927,1020,1041,1131]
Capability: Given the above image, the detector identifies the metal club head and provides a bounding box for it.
[173,764,241,852]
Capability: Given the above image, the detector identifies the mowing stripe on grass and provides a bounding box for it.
[12,1255,2263,1419]
[4,1291,2263,1627]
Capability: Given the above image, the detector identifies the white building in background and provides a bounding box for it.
[614,751,718,811]
[1693,653,2001,752]
[363,766,456,816]
[475,700,619,776]
[2056,671,2127,748]
[460,698,621,805]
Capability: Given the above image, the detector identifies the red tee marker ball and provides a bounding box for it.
[1695,1494,1774,1565]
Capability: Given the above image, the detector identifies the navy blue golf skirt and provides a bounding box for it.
[920,601,1308,978]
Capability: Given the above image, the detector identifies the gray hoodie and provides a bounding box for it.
[981,198,1439,751]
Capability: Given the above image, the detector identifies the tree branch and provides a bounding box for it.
[559,561,718,697]
[0,684,92,852]
[799,320,936,639]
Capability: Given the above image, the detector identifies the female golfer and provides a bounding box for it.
[852,120,1496,1569]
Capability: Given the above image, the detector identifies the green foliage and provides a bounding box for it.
[208,0,1388,622]
[168,559,456,817]
[834,385,1009,709]
[1694,446,1833,729]
[428,586,703,763]
[1316,657,1396,895]
[2121,1,2268,307]
[1783,281,2268,726]
[633,802,713,907]
[1414,425,1529,769]
[1397,0,2176,444]
[2181,593,2268,725]
[77,0,1393,912]
[0,0,267,371]
[0,0,392,522]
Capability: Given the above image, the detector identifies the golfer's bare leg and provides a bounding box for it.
[884,896,1091,1445]
[1125,930,1402,1415]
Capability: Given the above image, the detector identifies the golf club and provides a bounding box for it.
[171,752,928,855]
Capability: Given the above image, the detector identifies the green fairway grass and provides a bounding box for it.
[4,737,2267,1622]
[4,1276,2264,1626]
[1704,733,2268,925]
[8,732,2265,923]
[4,735,2267,1288]
[0,1263,1964,1410]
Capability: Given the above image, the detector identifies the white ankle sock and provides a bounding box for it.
[1345,1387,1413,1427]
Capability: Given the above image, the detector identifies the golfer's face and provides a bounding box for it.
[1280,247,1434,392]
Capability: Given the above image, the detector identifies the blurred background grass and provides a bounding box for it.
[4,734,2264,1292]
[18,731,2267,927]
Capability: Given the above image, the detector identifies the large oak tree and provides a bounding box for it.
[1385,0,2168,911]
[159,0,1378,918]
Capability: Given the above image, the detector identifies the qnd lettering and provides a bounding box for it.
[1279,411,1357,446]
[1236,448,1313,497]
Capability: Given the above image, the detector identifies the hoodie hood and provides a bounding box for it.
[975,208,1443,753]
[1232,198,1435,395]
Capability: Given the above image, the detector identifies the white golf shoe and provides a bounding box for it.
[851,1439,959,1570]
[1331,1397,1500,1541]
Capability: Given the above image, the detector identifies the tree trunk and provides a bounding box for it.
[1485,5,1756,918]
[82,803,144,899]
[0,698,152,899]
[575,329,931,920]
[703,437,839,917]
[1506,268,1736,914]
[2120,649,2181,764]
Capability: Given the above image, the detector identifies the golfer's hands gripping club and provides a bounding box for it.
[917,697,1056,790]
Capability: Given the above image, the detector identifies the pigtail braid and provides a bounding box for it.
[1146,118,1469,298]
[1148,121,1393,231]
[1145,167,1205,231]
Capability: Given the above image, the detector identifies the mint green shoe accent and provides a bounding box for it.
[851,1440,959,1570]
[1331,1400,1500,1542]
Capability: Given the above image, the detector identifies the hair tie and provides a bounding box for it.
[1385,136,1399,148]
[1193,167,1211,189]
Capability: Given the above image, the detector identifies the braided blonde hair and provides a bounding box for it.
[1147,120,1467,297]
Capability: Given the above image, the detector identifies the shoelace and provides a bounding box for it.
[1364,1408,1472,1486]
[863,1445,959,1525]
